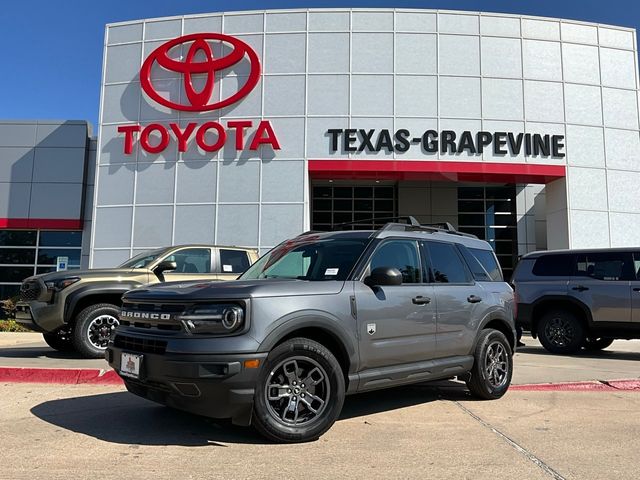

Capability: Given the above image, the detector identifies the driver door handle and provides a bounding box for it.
[467,295,482,303]
[572,285,589,292]
[412,296,431,305]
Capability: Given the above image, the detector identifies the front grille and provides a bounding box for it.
[120,301,185,331]
[122,302,186,313]
[20,281,42,301]
[114,334,167,355]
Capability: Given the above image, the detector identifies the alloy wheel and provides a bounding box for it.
[87,314,119,349]
[264,356,331,426]
[484,341,509,389]
[545,317,575,347]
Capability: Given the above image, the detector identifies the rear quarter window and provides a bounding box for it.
[468,247,503,282]
[531,254,575,277]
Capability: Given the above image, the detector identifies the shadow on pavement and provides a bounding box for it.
[30,381,470,446]
[0,344,86,360]
[516,344,640,361]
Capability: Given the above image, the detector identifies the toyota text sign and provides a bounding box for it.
[118,33,280,155]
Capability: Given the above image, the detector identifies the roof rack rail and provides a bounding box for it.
[376,217,477,239]
[329,215,477,238]
[332,216,421,229]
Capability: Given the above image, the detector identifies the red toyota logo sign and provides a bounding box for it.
[140,33,261,112]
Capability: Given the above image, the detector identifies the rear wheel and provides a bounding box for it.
[72,303,120,359]
[583,337,614,351]
[252,338,345,443]
[42,328,75,352]
[466,329,513,400]
[537,310,585,355]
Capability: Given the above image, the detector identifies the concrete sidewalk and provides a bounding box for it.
[1,381,637,479]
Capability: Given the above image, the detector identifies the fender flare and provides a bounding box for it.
[529,295,594,331]
[64,283,139,323]
[258,312,359,374]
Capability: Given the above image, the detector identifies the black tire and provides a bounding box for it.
[42,328,75,352]
[72,303,120,359]
[583,337,614,351]
[252,338,345,443]
[466,329,513,400]
[537,310,585,355]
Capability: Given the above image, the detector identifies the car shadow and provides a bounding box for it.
[516,343,640,361]
[30,380,471,446]
[0,344,87,360]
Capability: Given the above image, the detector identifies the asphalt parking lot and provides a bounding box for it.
[1,334,639,479]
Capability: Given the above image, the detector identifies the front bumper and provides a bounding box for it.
[107,342,268,426]
[15,301,63,332]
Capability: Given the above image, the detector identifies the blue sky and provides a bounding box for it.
[1,0,638,128]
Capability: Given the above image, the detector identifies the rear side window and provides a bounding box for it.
[219,249,251,274]
[425,241,472,284]
[469,247,503,281]
[532,254,574,277]
[575,252,634,281]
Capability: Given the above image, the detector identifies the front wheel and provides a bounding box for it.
[466,329,513,400]
[72,303,120,358]
[583,337,614,351]
[537,310,584,355]
[252,338,345,443]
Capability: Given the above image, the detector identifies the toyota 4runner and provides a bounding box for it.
[513,248,640,354]
[15,245,258,358]
[107,218,516,443]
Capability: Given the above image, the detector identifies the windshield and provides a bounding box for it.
[118,248,166,269]
[240,236,371,281]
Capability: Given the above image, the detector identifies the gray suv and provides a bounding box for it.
[513,248,640,354]
[107,218,516,443]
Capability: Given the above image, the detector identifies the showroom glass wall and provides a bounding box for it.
[0,231,83,298]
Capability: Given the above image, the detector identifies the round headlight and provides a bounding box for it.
[222,306,244,330]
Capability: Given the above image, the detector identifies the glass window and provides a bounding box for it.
[165,248,212,274]
[369,240,422,284]
[0,231,36,246]
[0,248,36,265]
[119,248,166,269]
[458,245,503,282]
[0,267,34,283]
[532,254,575,277]
[575,252,634,281]
[426,241,472,284]
[0,284,20,299]
[219,249,251,274]
[241,237,370,281]
[0,230,83,295]
[634,253,640,280]
[39,231,82,247]
[37,248,81,266]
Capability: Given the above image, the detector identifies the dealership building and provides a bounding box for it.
[1,8,640,295]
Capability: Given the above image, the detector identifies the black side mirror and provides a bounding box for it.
[364,267,403,287]
[154,260,177,282]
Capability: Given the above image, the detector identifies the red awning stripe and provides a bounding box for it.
[0,218,83,230]
[308,160,566,184]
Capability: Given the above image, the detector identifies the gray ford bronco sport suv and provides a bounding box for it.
[108,218,516,443]
[512,248,640,354]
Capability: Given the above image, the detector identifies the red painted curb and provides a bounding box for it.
[0,367,123,385]
[511,379,640,392]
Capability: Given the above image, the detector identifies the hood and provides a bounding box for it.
[123,278,346,302]
[31,267,145,282]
